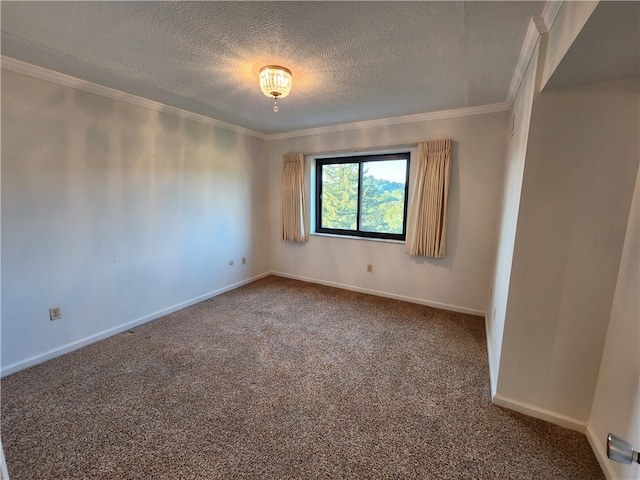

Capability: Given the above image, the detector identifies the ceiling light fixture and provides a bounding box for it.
[259,65,292,112]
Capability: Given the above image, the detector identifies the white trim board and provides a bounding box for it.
[492,393,588,433]
[268,103,509,141]
[542,1,563,33]
[0,438,8,480]
[505,1,563,107]
[484,313,499,399]
[0,56,269,140]
[1,56,509,144]
[2,270,482,377]
[0,273,270,377]
[271,271,484,317]
[506,16,542,107]
[586,424,617,480]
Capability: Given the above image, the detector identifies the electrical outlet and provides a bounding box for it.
[242,257,246,265]
[367,264,373,273]
[49,306,62,321]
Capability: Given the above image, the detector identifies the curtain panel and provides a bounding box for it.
[405,139,452,258]
[281,153,309,243]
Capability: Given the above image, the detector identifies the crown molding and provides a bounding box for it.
[505,1,563,107]
[267,103,509,141]
[505,16,544,107]
[0,56,269,140]
[542,1,563,33]
[2,56,510,144]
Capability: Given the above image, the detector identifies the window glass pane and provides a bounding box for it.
[321,163,359,230]
[316,153,409,240]
[360,160,407,234]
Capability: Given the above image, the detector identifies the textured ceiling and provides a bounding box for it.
[1,1,546,135]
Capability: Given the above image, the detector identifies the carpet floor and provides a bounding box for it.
[1,276,604,479]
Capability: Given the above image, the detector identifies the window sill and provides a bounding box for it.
[310,232,406,245]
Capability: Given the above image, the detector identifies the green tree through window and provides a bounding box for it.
[316,153,410,240]
[321,163,358,230]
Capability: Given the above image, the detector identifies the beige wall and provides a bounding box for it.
[488,7,640,473]
[1,70,270,374]
[498,77,639,424]
[268,112,508,315]
[588,166,640,480]
[486,44,540,397]
[3,6,639,475]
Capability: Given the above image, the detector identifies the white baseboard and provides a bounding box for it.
[0,437,9,480]
[492,393,588,433]
[586,424,619,480]
[0,273,270,377]
[270,271,484,317]
[484,313,498,399]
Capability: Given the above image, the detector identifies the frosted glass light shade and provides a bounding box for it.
[259,65,292,99]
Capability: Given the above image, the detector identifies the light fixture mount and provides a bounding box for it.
[259,65,292,112]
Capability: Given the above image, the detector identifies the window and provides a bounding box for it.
[315,152,410,241]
